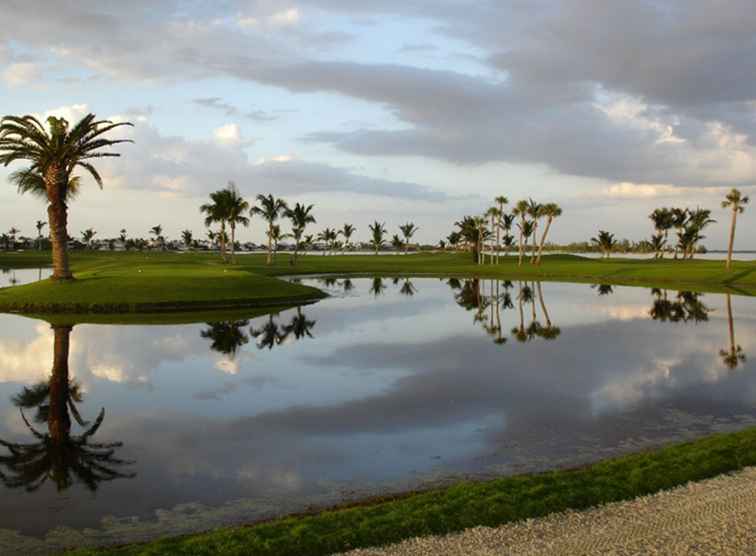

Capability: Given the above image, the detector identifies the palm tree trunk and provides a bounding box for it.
[230,224,236,264]
[537,281,552,327]
[727,293,736,356]
[530,222,539,264]
[45,166,73,281]
[535,217,553,265]
[267,225,273,264]
[219,221,227,262]
[726,208,737,271]
[48,325,73,445]
[517,223,524,266]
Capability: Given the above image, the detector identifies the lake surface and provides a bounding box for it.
[0,276,754,553]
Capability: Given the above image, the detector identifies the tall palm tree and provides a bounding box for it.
[650,233,666,259]
[201,190,233,261]
[317,227,338,255]
[399,222,419,254]
[649,208,674,258]
[181,229,193,249]
[340,223,356,254]
[534,203,562,265]
[0,113,133,279]
[368,221,387,255]
[224,183,249,264]
[251,194,288,264]
[517,219,535,263]
[722,188,750,271]
[513,200,529,266]
[670,208,689,259]
[494,196,509,262]
[486,207,501,264]
[526,199,544,264]
[683,208,715,259]
[285,203,316,263]
[35,220,47,250]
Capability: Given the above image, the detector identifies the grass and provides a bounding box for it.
[1,250,755,315]
[69,425,756,556]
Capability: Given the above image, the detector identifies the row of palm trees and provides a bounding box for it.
[449,198,563,266]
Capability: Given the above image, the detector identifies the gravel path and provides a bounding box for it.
[340,467,756,555]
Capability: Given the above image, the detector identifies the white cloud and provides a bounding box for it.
[213,123,244,146]
[269,8,301,27]
[2,62,41,87]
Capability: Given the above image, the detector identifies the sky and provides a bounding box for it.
[1,0,755,248]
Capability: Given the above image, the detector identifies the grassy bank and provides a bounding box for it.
[69,425,756,556]
[1,251,755,314]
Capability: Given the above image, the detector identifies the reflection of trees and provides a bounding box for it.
[201,320,250,357]
[649,289,710,323]
[250,308,317,350]
[0,325,134,493]
[399,278,417,297]
[720,293,747,370]
[369,277,387,298]
[591,284,614,296]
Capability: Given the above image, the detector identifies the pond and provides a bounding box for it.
[0,267,52,288]
[0,276,754,553]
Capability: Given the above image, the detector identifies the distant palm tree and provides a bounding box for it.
[494,196,509,262]
[591,230,616,258]
[650,233,666,259]
[250,194,288,264]
[269,224,287,257]
[398,222,419,254]
[81,228,96,249]
[391,234,405,252]
[317,227,338,255]
[535,203,562,265]
[0,113,133,280]
[526,199,544,264]
[225,182,249,264]
[149,225,164,250]
[368,221,387,255]
[513,200,529,266]
[181,230,193,249]
[200,190,232,261]
[486,207,501,264]
[35,220,47,250]
[286,203,316,263]
[446,231,461,251]
[516,220,535,263]
[340,223,356,254]
[722,188,750,271]
[119,229,127,244]
[649,208,674,258]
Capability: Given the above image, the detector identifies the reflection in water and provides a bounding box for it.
[200,320,250,357]
[650,289,710,323]
[0,326,134,492]
[591,284,615,296]
[721,294,747,370]
[248,309,317,350]
[369,276,387,298]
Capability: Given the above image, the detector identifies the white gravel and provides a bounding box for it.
[339,467,756,555]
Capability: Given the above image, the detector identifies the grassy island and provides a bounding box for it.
[1,251,755,316]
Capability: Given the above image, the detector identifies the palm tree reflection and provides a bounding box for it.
[0,325,134,493]
[720,294,747,370]
[248,308,317,350]
[200,320,250,357]
[591,284,615,296]
[649,289,710,323]
[369,277,387,298]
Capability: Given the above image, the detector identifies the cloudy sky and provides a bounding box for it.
[1,0,755,247]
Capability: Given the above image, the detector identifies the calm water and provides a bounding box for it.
[0,276,754,553]
[0,268,52,287]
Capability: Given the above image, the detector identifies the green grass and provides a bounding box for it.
[69,425,756,556]
[1,250,755,316]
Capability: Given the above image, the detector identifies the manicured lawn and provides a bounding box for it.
[69,425,756,556]
[1,251,755,315]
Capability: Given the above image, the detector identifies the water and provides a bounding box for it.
[0,276,754,553]
[0,268,51,287]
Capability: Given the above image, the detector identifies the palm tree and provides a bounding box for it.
[516,219,535,263]
[269,224,287,257]
[513,200,529,266]
[200,190,232,261]
[650,233,666,259]
[250,194,288,264]
[119,229,127,243]
[591,230,617,258]
[340,224,356,254]
[682,208,715,259]
[526,199,544,264]
[35,220,47,250]
[722,188,750,271]
[454,216,486,263]
[501,214,516,257]
[0,113,133,280]
[285,203,316,263]
[494,196,509,262]
[670,208,689,259]
[368,221,387,255]
[486,207,501,264]
[225,182,250,264]
[149,225,164,250]
[181,230,193,249]
[446,231,461,251]
[535,203,562,265]
[81,228,96,249]
[6,227,19,250]
[399,222,419,254]
[317,227,338,255]
[649,208,674,258]
[391,234,405,252]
